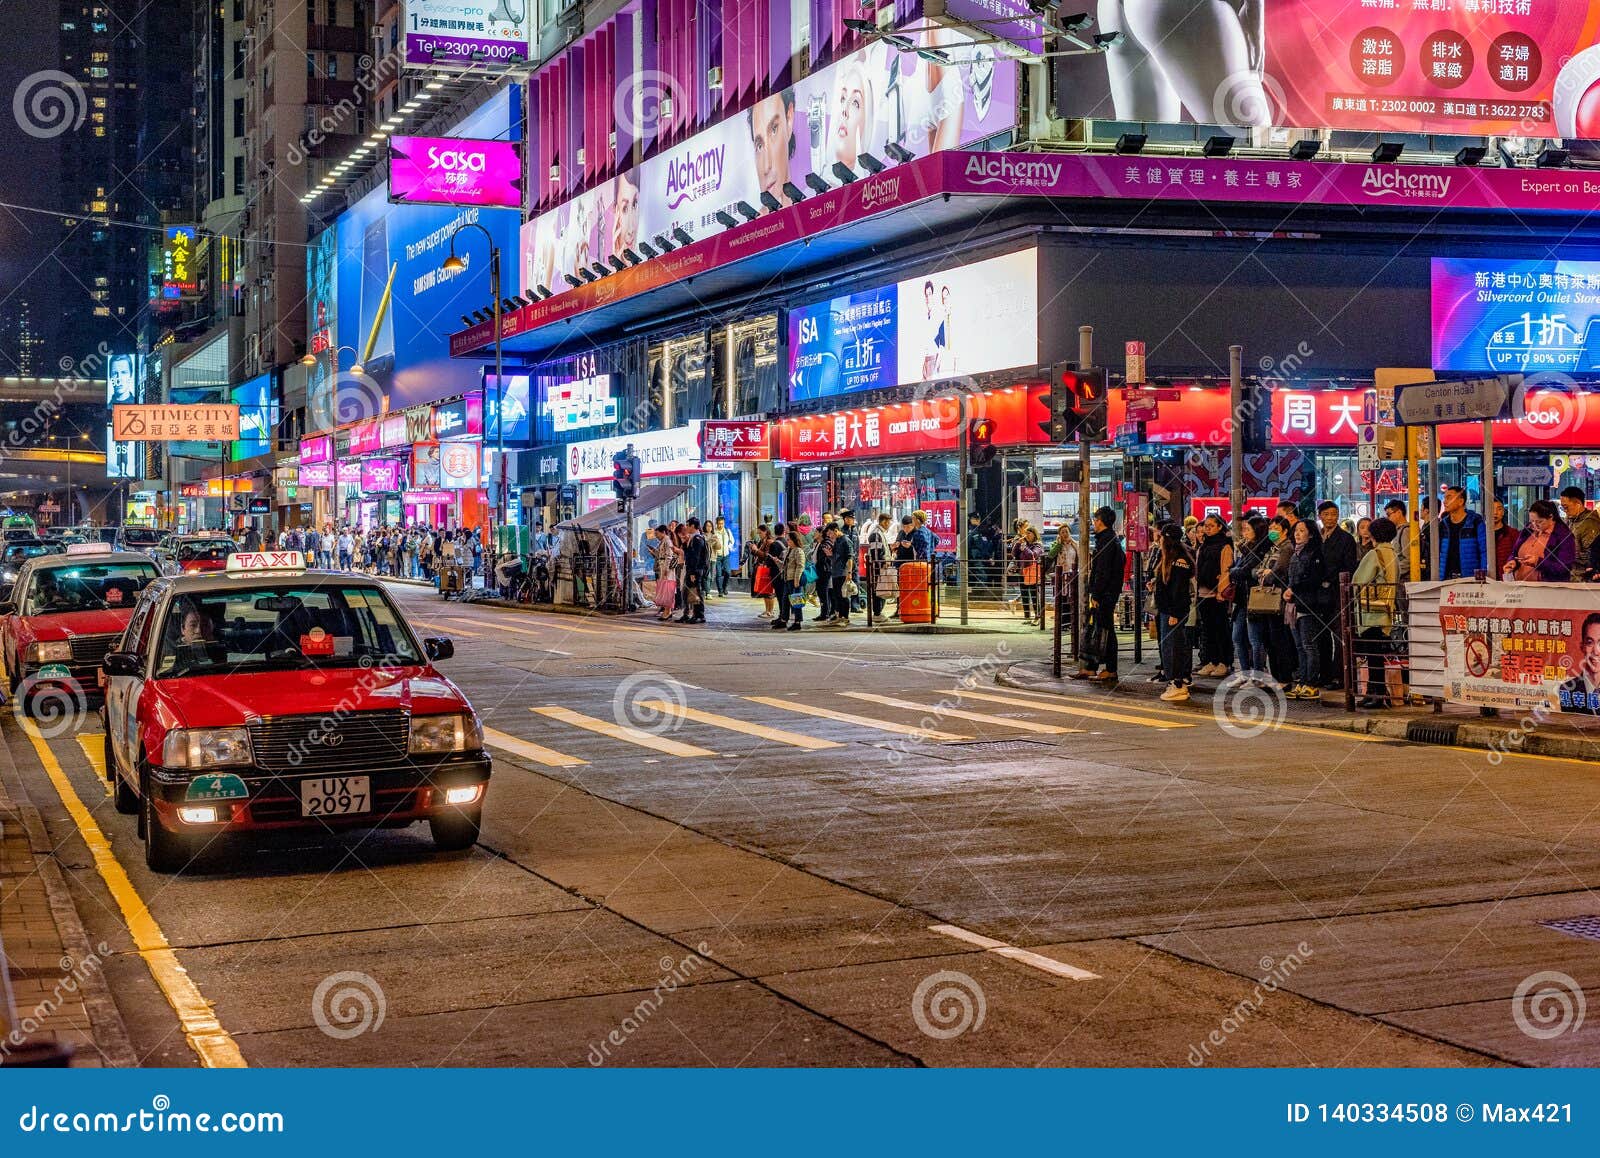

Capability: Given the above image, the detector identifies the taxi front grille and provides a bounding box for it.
[247,711,411,773]
[68,634,118,667]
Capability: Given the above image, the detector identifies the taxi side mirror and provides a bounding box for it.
[423,637,454,662]
[102,652,140,677]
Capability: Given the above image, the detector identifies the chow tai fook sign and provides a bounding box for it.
[1438,581,1600,712]
[566,422,712,484]
[775,387,1050,463]
[389,135,523,209]
[698,420,771,462]
[113,405,239,442]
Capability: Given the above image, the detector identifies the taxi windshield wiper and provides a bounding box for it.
[262,647,313,667]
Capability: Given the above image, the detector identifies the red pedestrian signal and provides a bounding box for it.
[968,416,997,467]
[1043,364,1107,443]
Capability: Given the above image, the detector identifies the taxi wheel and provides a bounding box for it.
[429,809,480,852]
[142,785,196,874]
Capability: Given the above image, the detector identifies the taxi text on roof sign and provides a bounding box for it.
[65,542,111,556]
[225,550,307,574]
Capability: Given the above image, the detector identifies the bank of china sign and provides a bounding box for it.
[566,422,710,483]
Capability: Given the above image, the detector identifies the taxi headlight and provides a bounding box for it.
[162,727,253,769]
[28,641,72,663]
[408,713,482,755]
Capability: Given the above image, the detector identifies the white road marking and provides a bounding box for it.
[929,923,1100,982]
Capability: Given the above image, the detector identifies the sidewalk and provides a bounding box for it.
[999,655,1600,764]
[459,591,1055,634]
[0,756,135,1066]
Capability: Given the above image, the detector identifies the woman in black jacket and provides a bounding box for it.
[1154,523,1195,701]
[1072,506,1126,683]
[1193,514,1233,677]
[1229,516,1269,678]
[1283,520,1331,700]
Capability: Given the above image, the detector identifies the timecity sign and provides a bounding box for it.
[114,405,239,442]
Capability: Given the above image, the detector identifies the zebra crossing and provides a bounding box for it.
[484,684,1196,769]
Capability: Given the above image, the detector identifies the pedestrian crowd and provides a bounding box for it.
[246,522,486,583]
[1069,485,1600,707]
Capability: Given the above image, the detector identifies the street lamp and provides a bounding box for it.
[440,222,505,560]
[300,344,365,529]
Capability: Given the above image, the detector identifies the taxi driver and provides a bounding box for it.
[180,606,216,645]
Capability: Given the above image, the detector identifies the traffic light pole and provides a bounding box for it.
[958,393,969,626]
[1076,326,1093,656]
[1229,345,1245,540]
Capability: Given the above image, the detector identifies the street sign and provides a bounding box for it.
[38,501,59,513]
[1393,375,1524,426]
[1357,423,1380,470]
[1361,389,1378,425]
[1125,340,1146,385]
[1498,464,1555,487]
[1126,394,1159,422]
[1125,493,1150,551]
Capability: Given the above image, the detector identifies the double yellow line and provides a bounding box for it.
[18,717,245,1067]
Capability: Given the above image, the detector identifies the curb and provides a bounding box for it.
[996,662,1600,763]
[0,746,139,1068]
[451,596,1023,634]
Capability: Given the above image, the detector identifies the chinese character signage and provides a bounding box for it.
[161,226,201,299]
[1433,258,1600,374]
[775,386,1050,463]
[698,421,771,462]
[440,441,482,489]
[565,423,710,483]
[434,395,483,440]
[113,405,239,442]
[923,500,958,554]
[388,136,523,209]
[1056,1,1600,137]
[361,458,403,492]
[786,249,1038,402]
[1269,386,1600,450]
[1439,581,1600,712]
[402,0,532,69]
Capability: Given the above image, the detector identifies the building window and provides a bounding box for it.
[231,0,242,19]
[307,52,316,77]
[327,55,337,79]
[233,97,244,137]
[233,155,244,195]
[232,39,245,80]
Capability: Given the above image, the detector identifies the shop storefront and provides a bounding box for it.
[565,421,752,561]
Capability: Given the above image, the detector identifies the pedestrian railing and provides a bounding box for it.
[1338,576,1407,711]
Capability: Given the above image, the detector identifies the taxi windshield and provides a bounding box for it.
[175,539,235,562]
[153,583,422,678]
[22,562,159,615]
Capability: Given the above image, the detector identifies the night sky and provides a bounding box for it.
[0,8,65,370]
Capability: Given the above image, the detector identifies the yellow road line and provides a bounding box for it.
[639,700,842,750]
[17,716,245,1068]
[482,726,588,768]
[75,732,110,795]
[744,696,971,741]
[838,692,1080,735]
[529,705,718,757]
[953,689,1195,730]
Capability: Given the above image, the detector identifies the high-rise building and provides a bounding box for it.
[0,297,47,376]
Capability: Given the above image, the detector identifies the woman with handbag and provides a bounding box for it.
[651,525,680,620]
[1014,526,1046,625]
[1351,516,1400,708]
[780,528,807,630]
[1248,516,1293,690]
[1503,499,1579,582]
[1228,517,1269,680]
[1282,520,1331,700]
[748,527,777,618]
[1154,523,1196,701]
[767,525,792,629]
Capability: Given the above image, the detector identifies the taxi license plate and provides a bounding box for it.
[300,776,370,817]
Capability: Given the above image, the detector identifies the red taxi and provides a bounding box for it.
[101,550,491,872]
[164,534,239,575]
[0,545,161,714]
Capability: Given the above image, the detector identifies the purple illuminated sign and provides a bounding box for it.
[389,136,524,209]
[361,458,403,492]
[299,462,332,486]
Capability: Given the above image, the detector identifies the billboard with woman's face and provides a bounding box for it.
[522,29,1017,298]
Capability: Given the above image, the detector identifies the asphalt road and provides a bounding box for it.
[6,583,1599,1067]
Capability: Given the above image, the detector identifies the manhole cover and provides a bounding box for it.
[948,739,1056,753]
[1541,915,1600,942]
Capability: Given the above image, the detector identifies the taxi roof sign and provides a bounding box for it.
[65,542,111,557]
[225,550,308,575]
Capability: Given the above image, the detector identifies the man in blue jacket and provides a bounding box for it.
[1437,485,1488,580]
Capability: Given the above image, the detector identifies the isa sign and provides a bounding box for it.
[787,286,899,402]
[389,136,523,209]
